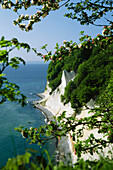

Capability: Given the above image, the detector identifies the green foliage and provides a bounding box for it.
[18,73,113,159]
[2,150,54,170]
[2,152,31,170]
[3,152,113,170]
[45,31,113,109]
[1,0,113,31]
[47,46,92,92]
[48,72,62,92]
[2,0,113,168]
[62,42,113,108]
[65,0,113,27]
[0,36,31,106]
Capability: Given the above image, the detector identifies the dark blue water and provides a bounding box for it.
[0,64,56,167]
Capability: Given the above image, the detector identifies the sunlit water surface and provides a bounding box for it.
[0,64,56,167]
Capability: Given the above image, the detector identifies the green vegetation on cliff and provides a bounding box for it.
[2,0,113,168]
[47,48,92,92]
[47,42,113,109]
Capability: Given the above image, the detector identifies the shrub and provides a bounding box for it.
[62,42,113,108]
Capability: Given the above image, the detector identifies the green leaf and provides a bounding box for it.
[41,44,47,49]
[1,36,5,41]
[16,45,20,50]
[80,31,84,35]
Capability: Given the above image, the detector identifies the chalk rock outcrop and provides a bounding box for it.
[36,70,113,163]
[38,70,76,117]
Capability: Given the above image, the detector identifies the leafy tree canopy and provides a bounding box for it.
[0,0,113,31]
[1,0,113,168]
[0,36,31,106]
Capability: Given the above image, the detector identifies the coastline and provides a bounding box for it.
[33,93,74,164]
[34,102,53,121]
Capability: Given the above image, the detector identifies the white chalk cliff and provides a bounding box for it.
[36,70,113,163]
[38,70,75,117]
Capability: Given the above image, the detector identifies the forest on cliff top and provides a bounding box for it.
[47,41,113,110]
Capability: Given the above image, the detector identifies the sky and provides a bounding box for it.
[0,5,103,62]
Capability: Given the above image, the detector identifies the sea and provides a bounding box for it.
[0,63,56,168]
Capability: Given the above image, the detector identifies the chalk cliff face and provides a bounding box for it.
[39,70,76,117]
[37,70,113,163]
[39,70,95,118]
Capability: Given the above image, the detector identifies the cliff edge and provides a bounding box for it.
[34,70,113,164]
[37,70,76,117]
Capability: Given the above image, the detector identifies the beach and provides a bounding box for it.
[33,93,73,164]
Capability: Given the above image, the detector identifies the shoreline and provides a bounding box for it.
[34,94,60,162]
[34,103,53,121]
[33,93,73,164]
[37,93,45,99]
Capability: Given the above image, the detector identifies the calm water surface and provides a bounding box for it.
[0,64,56,167]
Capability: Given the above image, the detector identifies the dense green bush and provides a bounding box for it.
[3,152,113,170]
[47,42,113,109]
[2,0,113,168]
[48,72,62,92]
[47,48,92,92]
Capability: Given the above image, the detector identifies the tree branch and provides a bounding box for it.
[88,1,113,10]
[59,0,70,8]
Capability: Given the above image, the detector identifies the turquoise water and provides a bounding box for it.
[0,64,56,167]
